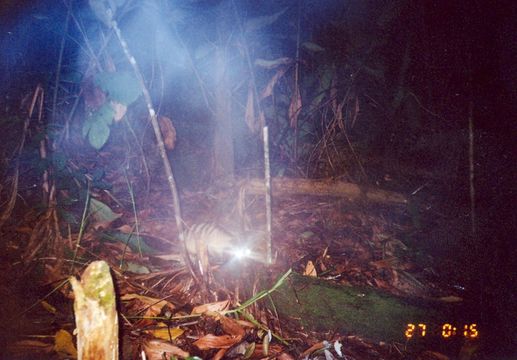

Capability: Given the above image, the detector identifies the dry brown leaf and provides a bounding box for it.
[289,85,302,128]
[254,57,292,69]
[121,293,174,316]
[143,339,190,360]
[304,260,317,277]
[40,300,57,314]
[244,82,257,132]
[336,97,346,131]
[193,334,241,350]
[219,315,246,338]
[7,339,52,354]
[438,295,463,303]
[117,224,133,233]
[158,116,177,150]
[111,101,127,122]
[54,329,77,358]
[253,343,284,357]
[301,341,326,358]
[418,350,450,360]
[147,324,184,340]
[235,319,256,328]
[213,347,228,360]
[276,352,296,360]
[258,110,266,129]
[260,67,287,99]
[191,300,229,315]
[351,95,360,129]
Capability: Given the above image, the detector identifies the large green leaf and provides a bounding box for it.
[88,120,110,150]
[95,71,141,105]
[89,198,121,225]
[83,104,115,149]
[101,231,157,255]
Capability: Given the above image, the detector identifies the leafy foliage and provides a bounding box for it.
[82,103,114,149]
[94,71,141,106]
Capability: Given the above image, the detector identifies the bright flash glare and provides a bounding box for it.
[232,247,252,260]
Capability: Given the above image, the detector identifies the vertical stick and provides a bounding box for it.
[110,19,198,283]
[263,126,272,264]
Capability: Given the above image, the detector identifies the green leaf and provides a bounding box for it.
[59,209,79,225]
[245,8,287,33]
[89,198,120,224]
[51,152,68,171]
[302,42,325,52]
[84,103,114,149]
[91,168,105,182]
[254,57,291,69]
[311,92,326,109]
[92,179,112,191]
[88,121,110,150]
[301,231,315,239]
[82,116,93,139]
[95,72,142,105]
[122,261,150,274]
[101,231,157,255]
[320,65,334,91]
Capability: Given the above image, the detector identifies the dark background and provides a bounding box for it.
[0,0,515,355]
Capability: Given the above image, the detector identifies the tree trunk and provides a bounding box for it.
[212,38,234,180]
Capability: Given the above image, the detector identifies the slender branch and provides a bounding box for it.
[51,1,71,123]
[109,18,198,283]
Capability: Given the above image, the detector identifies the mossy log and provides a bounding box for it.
[70,261,119,360]
[271,273,472,349]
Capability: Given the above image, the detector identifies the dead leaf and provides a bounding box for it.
[258,110,266,129]
[147,323,184,340]
[213,348,228,360]
[301,341,326,358]
[252,344,284,357]
[40,300,57,314]
[121,293,174,316]
[111,101,127,122]
[143,339,190,360]
[254,57,292,69]
[54,329,77,358]
[260,68,287,99]
[289,85,302,128]
[191,300,230,315]
[276,352,296,360]
[117,224,134,233]
[438,296,463,303]
[235,319,256,329]
[418,350,450,360]
[159,116,177,150]
[8,339,52,354]
[219,315,246,338]
[244,82,257,133]
[193,334,241,350]
[304,260,317,277]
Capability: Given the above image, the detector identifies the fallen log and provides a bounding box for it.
[271,272,479,354]
[241,177,407,205]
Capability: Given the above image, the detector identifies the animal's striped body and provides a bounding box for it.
[155,223,262,269]
[183,223,237,262]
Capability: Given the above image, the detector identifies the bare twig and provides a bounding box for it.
[108,17,198,283]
